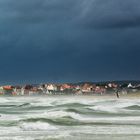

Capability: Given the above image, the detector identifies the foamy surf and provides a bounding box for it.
[20,122,57,131]
[0,96,140,140]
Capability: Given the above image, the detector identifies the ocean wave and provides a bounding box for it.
[0,121,18,127]
[124,105,140,110]
[17,103,30,107]
[20,122,57,131]
[1,97,140,139]
[20,110,89,126]
[21,116,108,126]
[20,108,140,126]
[0,104,17,108]
[65,108,89,114]
[21,115,140,126]
[86,99,140,111]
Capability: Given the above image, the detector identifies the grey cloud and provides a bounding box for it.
[81,15,140,29]
[0,0,78,24]
[1,0,140,28]
[78,0,140,29]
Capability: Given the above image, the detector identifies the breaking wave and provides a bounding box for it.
[0,96,140,139]
[20,122,57,131]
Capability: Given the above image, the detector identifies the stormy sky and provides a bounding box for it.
[0,0,140,84]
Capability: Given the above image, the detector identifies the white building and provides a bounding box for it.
[128,83,133,88]
[46,84,57,93]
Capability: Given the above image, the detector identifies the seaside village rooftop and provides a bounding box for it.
[0,82,140,96]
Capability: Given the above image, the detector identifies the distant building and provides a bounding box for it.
[81,83,94,93]
[0,87,4,95]
[3,85,13,95]
[128,83,133,88]
[46,84,57,94]
[60,84,71,91]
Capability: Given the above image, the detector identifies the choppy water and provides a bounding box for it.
[0,96,140,140]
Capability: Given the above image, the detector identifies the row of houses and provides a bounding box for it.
[0,82,140,96]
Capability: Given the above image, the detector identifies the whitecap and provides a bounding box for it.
[20,122,57,131]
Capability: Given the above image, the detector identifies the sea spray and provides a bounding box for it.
[0,96,140,140]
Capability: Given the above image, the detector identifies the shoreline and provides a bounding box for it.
[0,93,140,99]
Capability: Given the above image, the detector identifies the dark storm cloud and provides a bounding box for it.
[76,0,140,29]
[0,0,78,23]
[82,16,140,29]
[0,0,140,84]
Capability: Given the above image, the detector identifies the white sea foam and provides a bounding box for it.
[0,98,10,103]
[24,110,82,120]
[23,109,140,125]
[20,122,57,131]
[87,100,140,114]
[1,96,140,140]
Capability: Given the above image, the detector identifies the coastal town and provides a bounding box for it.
[0,81,140,96]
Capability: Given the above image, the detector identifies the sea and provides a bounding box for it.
[0,95,140,140]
